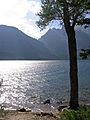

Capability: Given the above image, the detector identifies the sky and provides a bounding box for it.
[0,0,51,39]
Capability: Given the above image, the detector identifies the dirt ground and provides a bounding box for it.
[0,111,58,120]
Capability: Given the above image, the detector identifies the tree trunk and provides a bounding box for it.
[63,4,79,109]
[66,26,79,109]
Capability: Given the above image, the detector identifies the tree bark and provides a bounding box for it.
[66,26,79,109]
[63,4,79,109]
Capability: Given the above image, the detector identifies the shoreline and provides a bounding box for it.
[1,100,90,112]
[1,100,90,113]
[0,103,68,120]
[0,109,58,120]
[1,102,69,113]
[0,103,90,120]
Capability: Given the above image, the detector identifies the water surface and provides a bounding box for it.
[0,60,90,111]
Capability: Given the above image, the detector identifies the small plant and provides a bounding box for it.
[57,105,90,120]
[0,105,8,117]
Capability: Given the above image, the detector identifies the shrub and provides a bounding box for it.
[57,105,90,120]
[0,105,8,117]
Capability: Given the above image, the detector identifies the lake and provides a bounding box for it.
[0,60,90,112]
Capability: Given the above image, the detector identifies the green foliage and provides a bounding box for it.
[0,105,8,117]
[57,105,90,120]
[37,0,90,30]
[79,46,90,59]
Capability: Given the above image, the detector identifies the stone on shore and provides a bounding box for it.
[17,108,26,112]
[44,99,50,104]
[58,105,68,111]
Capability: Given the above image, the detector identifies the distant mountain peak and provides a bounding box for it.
[39,27,90,59]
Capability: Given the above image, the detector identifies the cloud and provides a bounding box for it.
[0,0,43,39]
[29,1,41,14]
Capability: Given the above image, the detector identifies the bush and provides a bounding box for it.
[57,105,90,120]
[0,105,8,117]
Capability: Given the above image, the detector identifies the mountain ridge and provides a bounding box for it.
[0,25,90,60]
[39,27,90,59]
[0,25,57,60]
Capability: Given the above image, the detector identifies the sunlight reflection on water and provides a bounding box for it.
[0,60,90,111]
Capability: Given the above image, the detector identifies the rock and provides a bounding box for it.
[17,108,26,112]
[44,99,50,104]
[36,112,56,118]
[58,105,67,111]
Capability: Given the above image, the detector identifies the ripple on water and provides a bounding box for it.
[0,60,90,111]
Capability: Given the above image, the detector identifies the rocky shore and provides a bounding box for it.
[0,103,90,120]
[0,102,68,120]
[0,110,58,120]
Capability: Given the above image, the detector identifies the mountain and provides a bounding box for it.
[0,25,89,60]
[0,25,56,60]
[39,27,90,59]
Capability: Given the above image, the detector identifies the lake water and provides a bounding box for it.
[0,60,90,112]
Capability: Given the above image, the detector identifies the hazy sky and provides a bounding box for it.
[0,0,50,39]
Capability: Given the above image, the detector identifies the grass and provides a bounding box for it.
[57,105,90,120]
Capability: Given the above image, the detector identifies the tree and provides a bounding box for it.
[36,0,90,109]
[80,46,90,59]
